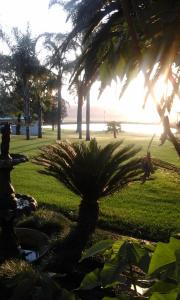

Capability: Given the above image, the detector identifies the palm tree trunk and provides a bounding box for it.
[76,94,83,139]
[57,84,62,141]
[16,113,21,135]
[38,100,42,138]
[55,199,99,272]
[24,85,30,140]
[86,90,90,141]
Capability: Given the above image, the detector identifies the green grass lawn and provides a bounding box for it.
[10,129,180,241]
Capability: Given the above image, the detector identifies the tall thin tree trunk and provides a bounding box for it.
[76,94,83,139]
[148,83,180,157]
[16,113,21,135]
[57,84,62,141]
[86,90,90,141]
[52,104,55,131]
[24,84,30,140]
[113,128,117,138]
[38,100,42,138]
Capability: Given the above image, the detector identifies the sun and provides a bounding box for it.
[90,72,180,135]
[96,73,160,123]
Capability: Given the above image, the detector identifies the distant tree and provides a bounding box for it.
[107,121,121,138]
[0,27,50,139]
[43,95,68,129]
[0,51,21,116]
[30,70,57,138]
[49,1,95,141]
[42,32,69,140]
[10,28,42,140]
[0,82,19,116]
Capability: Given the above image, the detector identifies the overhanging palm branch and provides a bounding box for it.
[58,0,180,155]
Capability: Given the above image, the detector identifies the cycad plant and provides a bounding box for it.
[34,139,143,271]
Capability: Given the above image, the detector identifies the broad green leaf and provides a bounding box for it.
[120,242,138,265]
[80,239,114,262]
[144,242,156,252]
[138,252,151,273]
[148,281,176,294]
[112,240,124,255]
[100,256,126,287]
[101,241,140,287]
[148,237,180,275]
[149,291,178,300]
[117,241,148,266]
[130,243,150,270]
[80,268,101,290]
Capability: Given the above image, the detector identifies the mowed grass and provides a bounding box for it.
[10,129,180,241]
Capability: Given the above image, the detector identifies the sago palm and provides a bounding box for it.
[34,139,143,271]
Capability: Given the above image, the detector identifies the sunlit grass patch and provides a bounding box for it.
[11,130,180,241]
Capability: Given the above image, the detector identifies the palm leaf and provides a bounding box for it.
[34,139,144,201]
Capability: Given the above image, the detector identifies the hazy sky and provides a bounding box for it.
[0,0,179,124]
[0,0,70,35]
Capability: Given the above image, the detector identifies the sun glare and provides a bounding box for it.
[89,71,179,135]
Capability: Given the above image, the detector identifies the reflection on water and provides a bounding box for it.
[44,123,177,136]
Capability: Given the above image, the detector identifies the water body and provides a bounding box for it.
[44,123,176,136]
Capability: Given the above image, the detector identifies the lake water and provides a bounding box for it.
[44,123,176,136]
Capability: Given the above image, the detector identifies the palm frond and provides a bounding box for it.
[34,139,144,201]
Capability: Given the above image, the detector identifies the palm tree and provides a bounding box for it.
[55,0,180,155]
[107,121,121,138]
[41,32,76,141]
[41,33,65,140]
[10,28,42,140]
[34,138,143,271]
[30,69,57,138]
[0,29,51,139]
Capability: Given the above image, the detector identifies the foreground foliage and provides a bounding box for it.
[0,236,179,299]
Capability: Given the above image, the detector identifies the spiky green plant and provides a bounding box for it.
[34,139,143,271]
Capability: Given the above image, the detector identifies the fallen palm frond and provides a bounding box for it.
[152,158,180,175]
